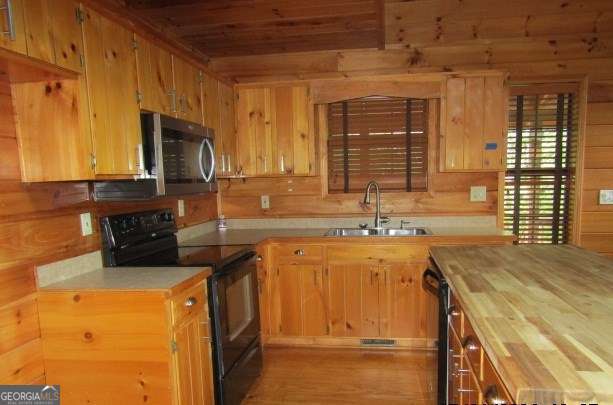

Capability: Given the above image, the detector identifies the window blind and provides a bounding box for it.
[504,93,578,244]
[327,96,428,193]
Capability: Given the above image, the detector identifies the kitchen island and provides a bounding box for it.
[430,244,613,405]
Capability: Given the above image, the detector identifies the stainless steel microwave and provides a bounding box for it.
[142,112,217,196]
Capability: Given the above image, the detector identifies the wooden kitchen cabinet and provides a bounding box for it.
[218,81,238,176]
[82,5,141,176]
[173,55,203,125]
[0,0,27,54]
[22,0,54,64]
[235,85,315,177]
[202,73,220,134]
[135,34,174,115]
[38,279,214,405]
[440,73,507,172]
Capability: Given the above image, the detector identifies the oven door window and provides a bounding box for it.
[225,273,255,341]
[161,129,214,184]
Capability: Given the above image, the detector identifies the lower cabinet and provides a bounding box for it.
[38,279,214,405]
[262,242,433,346]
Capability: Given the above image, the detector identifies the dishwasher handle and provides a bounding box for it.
[422,267,441,296]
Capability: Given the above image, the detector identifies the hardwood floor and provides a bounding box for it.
[244,347,437,404]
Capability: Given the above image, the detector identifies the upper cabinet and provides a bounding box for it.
[1,0,84,72]
[235,85,315,177]
[440,73,507,172]
[218,82,237,177]
[82,6,141,176]
[134,34,174,115]
[173,55,203,125]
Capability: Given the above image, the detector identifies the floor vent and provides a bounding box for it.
[360,338,396,347]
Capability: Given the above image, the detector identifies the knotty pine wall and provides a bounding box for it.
[578,84,613,258]
[0,80,217,385]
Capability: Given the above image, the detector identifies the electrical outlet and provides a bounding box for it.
[178,199,185,217]
[600,190,613,205]
[80,212,93,236]
[470,186,487,202]
[261,195,270,209]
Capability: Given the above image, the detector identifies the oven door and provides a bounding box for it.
[150,113,216,196]
[212,253,260,375]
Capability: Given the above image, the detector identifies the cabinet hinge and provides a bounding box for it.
[75,7,85,24]
[197,70,204,83]
[136,91,143,103]
[171,340,178,353]
[90,154,96,170]
[132,39,139,50]
[79,54,85,68]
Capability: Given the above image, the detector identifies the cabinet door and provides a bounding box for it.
[173,56,203,124]
[0,0,26,54]
[381,261,428,339]
[49,0,84,72]
[272,264,302,336]
[236,87,273,176]
[441,74,506,171]
[256,245,271,336]
[300,265,327,336]
[202,73,220,133]
[172,312,214,405]
[135,35,174,115]
[82,6,141,175]
[218,82,237,176]
[22,0,54,63]
[328,263,380,337]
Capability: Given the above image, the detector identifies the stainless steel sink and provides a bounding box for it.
[324,227,431,237]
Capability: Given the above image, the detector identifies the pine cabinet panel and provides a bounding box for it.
[0,0,27,54]
[273,264,302,336]
[135,35,174,115]
[236,87,273,176]
[218,81,237,176]
[49,0,83,72]
[82,6,140,176]
[299,265,327,336]
[202,73,220,133]
[173,56,203,125]
[440,73,507,172]
[22,0,54,64]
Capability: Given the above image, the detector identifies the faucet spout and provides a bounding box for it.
[363,181,383,228]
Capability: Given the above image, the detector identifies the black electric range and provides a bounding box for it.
[100,209,262,405]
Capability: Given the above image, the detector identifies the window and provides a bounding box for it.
[504,92,578,244]
[327,96,428,193]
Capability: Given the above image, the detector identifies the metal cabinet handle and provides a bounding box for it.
[227,154,232,174]
[448,304,460,317]
[484,385,505,404]
[1,0,16,41]
[280,154,285,173]
[256,255,263,262]
[184,296,198,307]
[462,336,479,351]
[169,90,177,113]
[293,249,304,256]
[221,154,226,174]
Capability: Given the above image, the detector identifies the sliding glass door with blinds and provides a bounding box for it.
[504,92,578,244]
[327,96,428,193]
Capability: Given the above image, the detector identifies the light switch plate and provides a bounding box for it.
[600,190,613,205]
[178,199,185,217]
[80,212,93,236]
[261,195,270,209]
[470,186,487,202]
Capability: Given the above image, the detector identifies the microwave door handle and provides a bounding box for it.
[198,138,215,182]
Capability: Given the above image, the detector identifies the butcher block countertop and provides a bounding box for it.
[181,227,513,246]
[430,245,613,405]
[40,266,211,296]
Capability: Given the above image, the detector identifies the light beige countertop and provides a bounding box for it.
[430,245,613,405]
[180,226,513,246]
[40,266,211,294]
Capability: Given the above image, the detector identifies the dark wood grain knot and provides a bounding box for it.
[73,294,81,302]
[45,84,53,95]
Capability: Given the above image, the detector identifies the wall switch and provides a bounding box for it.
[600,190,613,205]
[470,186,487,202]
[178,199,185,217]
[80,212,93,236]
[261,195,270,209]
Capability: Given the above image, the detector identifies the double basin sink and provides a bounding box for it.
[324,227,431,237]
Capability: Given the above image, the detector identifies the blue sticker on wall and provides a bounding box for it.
[485,143,498,150]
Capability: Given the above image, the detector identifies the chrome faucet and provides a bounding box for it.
[363,181,390,229]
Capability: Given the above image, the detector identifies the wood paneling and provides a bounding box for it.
[579,85,613,255]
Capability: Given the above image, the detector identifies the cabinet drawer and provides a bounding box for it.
[274,244,323,264]
[462,315,482,378]
[482,352,513,404]
[449,292,463,336]
[170,282,206,326]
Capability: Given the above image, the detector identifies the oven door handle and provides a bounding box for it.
[422,268,441,296]
[198,138,215,183]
